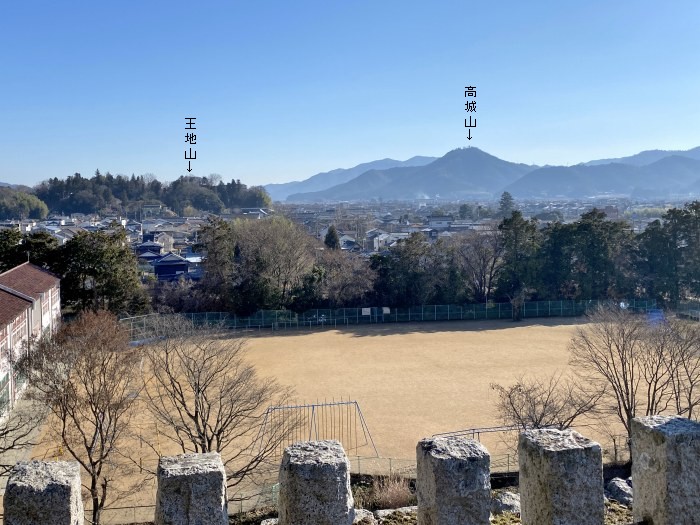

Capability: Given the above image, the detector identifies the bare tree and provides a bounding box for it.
[19,310,143,525]
[491,372,602,430]
[318,249,376,308]
[0,398,43,474]
[665,318,700,419]
[568,306,700,440]
[453,228,504,303]
[233,217,315,307]
[569,306,648,439]
[638,319,679,417]
[142,318,297,494]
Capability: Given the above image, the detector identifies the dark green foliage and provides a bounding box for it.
[0,229,23,272]
[33,172,270,216]
[537,210,635,300]
[54,230,149,315]
[458,203,473,220]
[496,211,541,302]
[0,188,48,220]
[498,191,515,218]
[0,228,148,315]
[370,234,460,306]
[324,225,340,250]
[0,231,58,272]
[636,202,700,305]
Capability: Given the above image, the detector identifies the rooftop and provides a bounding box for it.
[0,263,60,301]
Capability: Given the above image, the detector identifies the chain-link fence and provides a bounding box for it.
[121,299,657,342]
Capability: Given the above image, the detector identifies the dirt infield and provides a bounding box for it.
[242,318,591,460]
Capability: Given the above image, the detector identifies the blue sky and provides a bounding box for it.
[2,1,699,187]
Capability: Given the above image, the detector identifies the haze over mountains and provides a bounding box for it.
[267,146,700,202]
[584,146,700,167]
[265,156,436,201]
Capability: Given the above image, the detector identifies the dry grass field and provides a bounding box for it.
[24,317,626,522]
[242,318,598,460]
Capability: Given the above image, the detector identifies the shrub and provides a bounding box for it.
[352,475,416,511]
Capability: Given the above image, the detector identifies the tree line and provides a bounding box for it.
[160,201,700,317]
[0,186,49,220]
[4,201,700,319]
[0,172,270,219]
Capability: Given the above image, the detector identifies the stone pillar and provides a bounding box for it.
[631,415,700,525]
[155,452,228,525]
[416,436,491,525]
[518,428,603,525]
[4,460,83,525]
[278,440,354,525]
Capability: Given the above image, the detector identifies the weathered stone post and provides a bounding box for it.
[631,415,700,525]
[518,428,603,525]
[416,436,491,525]
[278,440,355,525]
[4,460,84,525]
[155,452,228,525]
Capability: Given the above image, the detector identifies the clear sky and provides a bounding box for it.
[2,1,699,187]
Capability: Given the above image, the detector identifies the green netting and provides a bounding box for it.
[121,298,658,342]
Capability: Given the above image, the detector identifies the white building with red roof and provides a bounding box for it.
[0,263,60,413]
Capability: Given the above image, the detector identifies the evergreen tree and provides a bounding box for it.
[324,225,340,250]
[498,191,515,218]
[55,231,148,315]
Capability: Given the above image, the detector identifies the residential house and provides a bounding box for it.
[135,241,164,256]
[137,251,163,264]
[151,252,190,281]
[339,235,357,251]
[0,263,60,414]
[427,215,453,230]
[154,232,174,253]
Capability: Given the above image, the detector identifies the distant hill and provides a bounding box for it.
[286,148,535,202]
[0,182,13,188]
[264,156,436,201]
[585,146,700,166]
[504,155,700,199]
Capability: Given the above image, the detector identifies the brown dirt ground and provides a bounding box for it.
[241,318,613,460]
[24,318,626,523]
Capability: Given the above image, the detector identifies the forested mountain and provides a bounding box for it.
[275,145,700,203]
[585,146,700,166]
[264,156,436,201]
[30,172,270,217]
[0,187,49,219]
[6,144,700,217]
[286,148,534,202]
[504,156,700,199]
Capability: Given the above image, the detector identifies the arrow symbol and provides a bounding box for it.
[186,161,193,173]
[467,129,472,141]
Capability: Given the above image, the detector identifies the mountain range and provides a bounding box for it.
[265,156,436,201]
[266,146,700,202]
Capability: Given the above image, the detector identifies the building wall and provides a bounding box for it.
[0,283,60,415]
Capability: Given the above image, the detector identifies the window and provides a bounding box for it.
[0,373,9,414]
